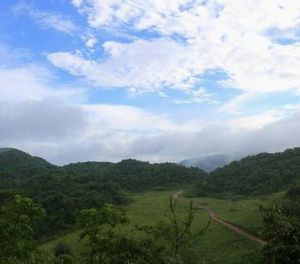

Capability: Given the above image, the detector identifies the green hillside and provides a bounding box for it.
[196,148,300,197]
[0,148,14,153]
[0,148,53,171]
[64,159,207,191]
[0,148,207,235]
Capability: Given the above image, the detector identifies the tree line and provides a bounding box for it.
[0,149,207,236]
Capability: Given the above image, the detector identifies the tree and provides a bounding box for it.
[0,195,46,263]
[77,200,208,263]
[260,203,300,264]
[77,204,129,263]
[145,198,209,264]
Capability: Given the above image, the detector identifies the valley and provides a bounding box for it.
[0,147,299,263]
[2,2,300,262]
[41,189,280,263]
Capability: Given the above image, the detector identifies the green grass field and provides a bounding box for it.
[40,190,279,263]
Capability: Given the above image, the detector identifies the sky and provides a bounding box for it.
[0,0,300,165]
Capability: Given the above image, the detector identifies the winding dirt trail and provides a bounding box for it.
[200,206,267,246]
[172,190,183,199]
[171,191,267,246]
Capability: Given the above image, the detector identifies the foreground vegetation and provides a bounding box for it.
[41,191,274,263]
[1,188,300,263]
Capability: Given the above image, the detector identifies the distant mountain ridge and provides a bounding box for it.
[179,154,232,172]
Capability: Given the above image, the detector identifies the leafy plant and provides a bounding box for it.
[260,203,300,263]
[0,195,46,263]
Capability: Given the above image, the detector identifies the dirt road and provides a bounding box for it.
[172,190,183,199]
[171,191,267,246]
[199,206,267,246]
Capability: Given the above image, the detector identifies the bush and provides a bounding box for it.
[54,241,71,257]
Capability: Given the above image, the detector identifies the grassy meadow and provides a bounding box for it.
[40,190,280,263]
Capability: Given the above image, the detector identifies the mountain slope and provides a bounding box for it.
[0,148,53,171]
[0,149,207,192]
[179,154,232,172]
[196,148,300,196]
[0,148,13,153]
[63,159,208,191]
[0,148,208,234]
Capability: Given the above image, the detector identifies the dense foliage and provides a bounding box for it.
[0,148,207,235]
[195,148,300,197]
[0,194,207,264]
[77,199,207,264]
[64,159,206,191]
[0,195,45,263]
[259,188,300,263]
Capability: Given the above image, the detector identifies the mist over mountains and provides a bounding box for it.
[179,154,233,172]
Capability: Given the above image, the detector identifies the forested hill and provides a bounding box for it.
[0,148,53,171]
[196,148,300,197]
[0,148,207,234]
[0,148,207,192]
[63,159,206,191]
[2,147,300,234]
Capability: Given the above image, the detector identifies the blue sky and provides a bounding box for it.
[0,0,300,164]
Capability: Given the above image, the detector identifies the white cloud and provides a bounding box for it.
[0,46,181,162]
[14,3,78,34]
[45,0,300,107]
[15,106,300,165]
[0,64,86,102]
[0,99,88,141]
[1,79,299,164]
[228,106,299,130]
[1,75,299,165]
[82,104,175,134]
[73,0,300,35]
[48,38,197,92]
[86,37,97,48]
[173,88,214,104]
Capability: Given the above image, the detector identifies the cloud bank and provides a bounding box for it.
[1,59,299,164]
[0,1,300,164]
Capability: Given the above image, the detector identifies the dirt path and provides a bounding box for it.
[172,190,183,199]
[199,206,267,246]
[171,191,267,246]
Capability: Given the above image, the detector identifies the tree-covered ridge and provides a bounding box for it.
[0,148,53,171]
[0,149,207,192]
[196,148,300,196]
[0,148,207,235]
[64,159,207,191]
